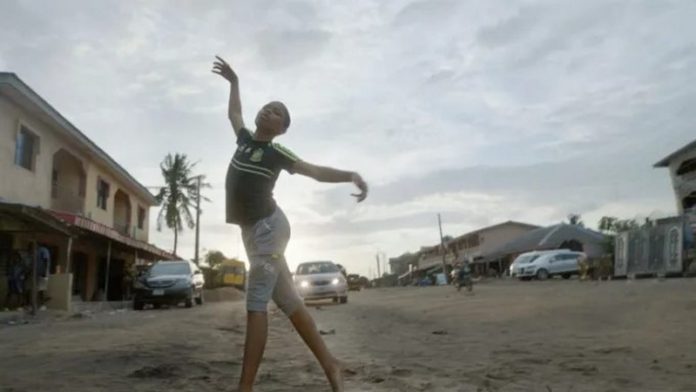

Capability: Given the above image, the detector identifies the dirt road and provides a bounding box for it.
[2,279,696,391]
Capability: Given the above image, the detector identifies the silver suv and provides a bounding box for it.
[510,250,585,280]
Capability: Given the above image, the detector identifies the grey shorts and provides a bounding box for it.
[241,207,302,315]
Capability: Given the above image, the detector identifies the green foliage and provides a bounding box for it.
[155,153,210,254]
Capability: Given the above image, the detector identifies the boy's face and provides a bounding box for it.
[255,101,289,135]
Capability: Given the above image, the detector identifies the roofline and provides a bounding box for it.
[0,72,157,205]
[654,139,696,168]
[451,220,541,241]
[412,221,542,255]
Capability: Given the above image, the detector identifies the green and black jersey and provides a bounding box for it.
[225,128,300,226]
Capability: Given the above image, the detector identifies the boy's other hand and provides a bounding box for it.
[350,173,368,202]
[212,56,238,83]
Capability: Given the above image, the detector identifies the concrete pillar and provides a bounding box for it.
[65,237,73,273]
[85,251,97,301]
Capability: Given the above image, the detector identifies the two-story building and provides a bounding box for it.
[0,73,172,310]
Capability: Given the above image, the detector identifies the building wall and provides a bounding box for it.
[0,94,151,242]
[0,95,56,208]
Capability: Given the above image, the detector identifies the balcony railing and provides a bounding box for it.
[51,183,85,215]
[113,222,132,237]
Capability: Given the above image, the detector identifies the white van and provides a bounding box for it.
[509,250,586,280]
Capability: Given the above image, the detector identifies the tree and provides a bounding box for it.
[616,219,640,232]
[597,216,640,255]
[567,213,584,227]
[597,216,639,234]
[155,153,206,255]
[598,216,618,233]
[204,250,227,269]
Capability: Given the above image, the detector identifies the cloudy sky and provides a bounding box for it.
[2,0,695,277]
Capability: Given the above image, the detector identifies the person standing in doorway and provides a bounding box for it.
[36,246,51,307]
[5,250,26,310]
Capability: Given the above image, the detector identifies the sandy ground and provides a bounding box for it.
[1,278,696,392]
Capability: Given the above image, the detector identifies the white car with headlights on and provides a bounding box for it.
[294,261,348,304]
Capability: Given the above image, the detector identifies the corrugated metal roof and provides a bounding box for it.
[486,223,606,259]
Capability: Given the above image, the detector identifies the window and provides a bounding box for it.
[297,262,339,275]
[676,158,696,176]
[667,227,680,268]
[137,206,146,229]
[552,254,576,262]
[97,178,110,210]
[513,254,540,264]
[683,192,696,212]
[149,262,190,276]
[14,126,38,171]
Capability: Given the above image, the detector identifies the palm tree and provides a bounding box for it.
[155,153,208,255]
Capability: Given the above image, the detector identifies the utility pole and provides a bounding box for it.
[375,254,381,278]
[438,213,450,284]
[194,175,202,265]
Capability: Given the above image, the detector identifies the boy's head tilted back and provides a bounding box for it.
[255,101,291,136]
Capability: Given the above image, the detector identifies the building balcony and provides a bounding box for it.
[113,222,132,237]
[51,183,85,215]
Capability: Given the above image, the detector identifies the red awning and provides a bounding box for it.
[50,211,175,259]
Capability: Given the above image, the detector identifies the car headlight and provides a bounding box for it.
[332,278,340,285]
[300,281,309,288]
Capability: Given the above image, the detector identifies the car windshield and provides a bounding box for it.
[514,255,541,264]
[149,262,190,276]
[297,262,338,275]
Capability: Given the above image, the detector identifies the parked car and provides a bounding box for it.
[510,250,586,280]
[294,261,348,304]
[133,260,205,310]
[346,274,362,291]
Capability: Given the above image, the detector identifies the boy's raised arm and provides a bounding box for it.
[212,55,245,136]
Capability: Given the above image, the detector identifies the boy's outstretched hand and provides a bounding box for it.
[212,56,238,83]
[351,173,368,202]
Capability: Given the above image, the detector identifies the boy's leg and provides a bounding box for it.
[238,254,281,391]
[238,311,268,392]
[272,258,344,392]
[288,307,344,392]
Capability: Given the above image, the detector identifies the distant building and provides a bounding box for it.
[388,252,418,277]
[654,139,696,220]
[610,140,696,277]
[398,221,539,282]
[485,223,607,273]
